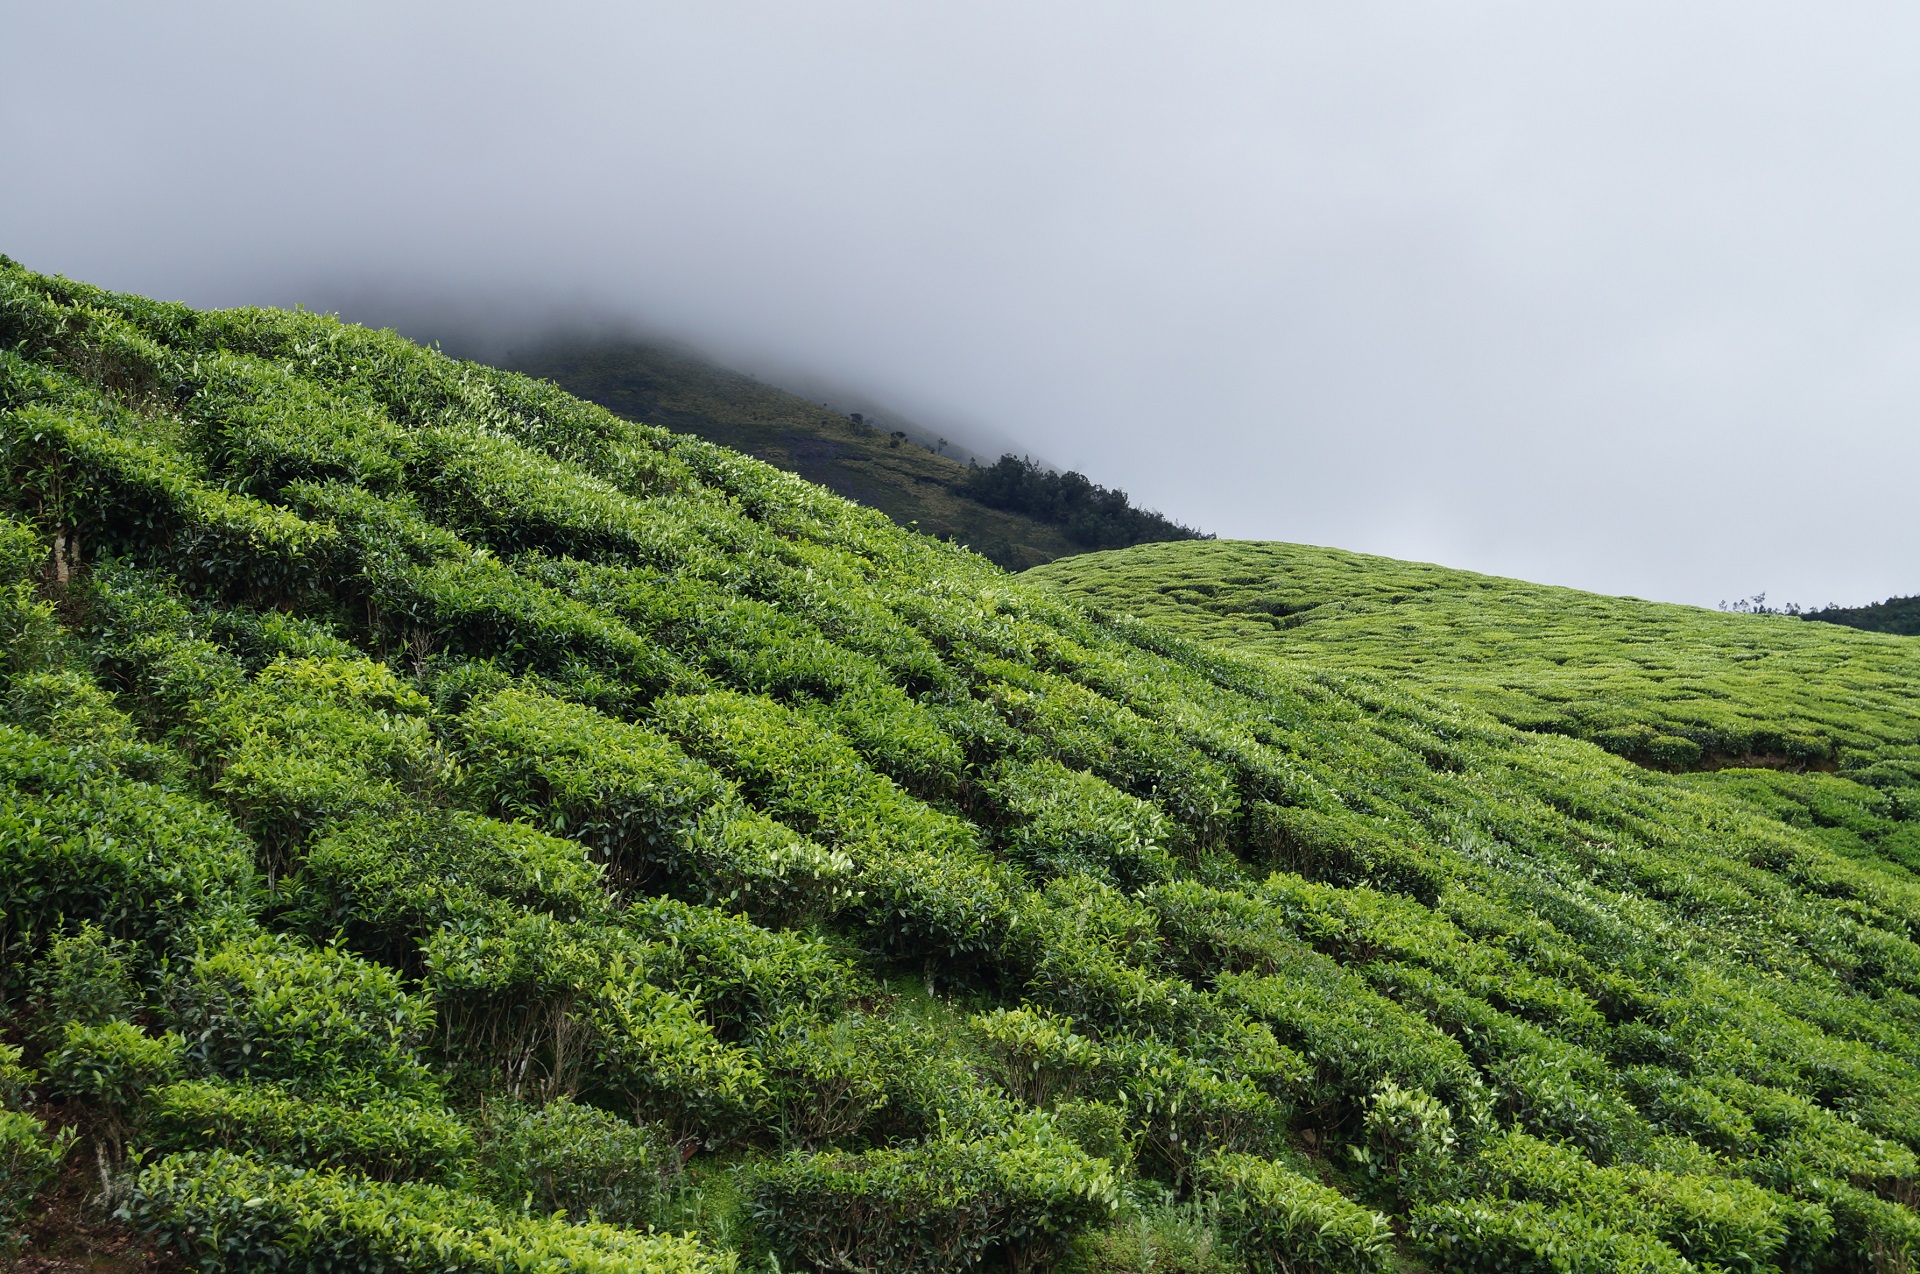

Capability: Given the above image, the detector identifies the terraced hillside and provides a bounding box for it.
[5,260,1920,1272]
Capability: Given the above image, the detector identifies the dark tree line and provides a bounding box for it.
[956,454,1210,552]
[1804,594,1920,637]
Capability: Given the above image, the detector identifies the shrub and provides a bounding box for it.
[460,687,854,925]
[0,401,341,603]
[171,933,435,1097]
[761,1010,901,1150]
[1215,968,1476,1122]
[1349,1079,1459,1204]
[751,1138,999,1273]
[584,959,767,1140]
[0,1109,72,1253]
[988,757,1176,888]
[145,1079,473,1184]
[1098,1035,1292,1185]
[461,686,730,881]
[30,921,139,1031]
[202,655,448,867]
[182,349,410,493]
[752,1115,1118,1274]
[973,1007,1101,1108]
[980,667,1237,850]
[472,1096,669,1225]
[1244,803,1444,904]
[293,807,606,954]
[0,725,257,983]
[1475,1129,1801,1271]
[1816,1180,1920,1273]
[1201,1152,1394,1274]
[8,668,175,782]
[0,1044,35,1109]
[1052,1100,1136,1173]
[1007,876,1187,1033]
[44,1019,184,1150]
[126,1149,731,1274]
[620,895,862,1036]
[989,1110,1126,1272]
[1411,1198,1696,1274]
[379,554,688,697]
[1060,1190,1236,1274]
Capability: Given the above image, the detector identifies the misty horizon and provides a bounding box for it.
[6,3,1919,610]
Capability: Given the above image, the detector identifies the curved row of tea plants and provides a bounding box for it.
[3,257,1920,1271]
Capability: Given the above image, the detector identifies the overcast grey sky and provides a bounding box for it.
[4,2,1917,607]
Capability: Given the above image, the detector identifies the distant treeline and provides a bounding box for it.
[957,454,1209,552]
[1805,594,1920,637]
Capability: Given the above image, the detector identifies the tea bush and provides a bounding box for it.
[146,1079,473,1184]
[1201,1152,1393,1274]
[751,1113,1118,1274]
[471,1095,669,1225]
[127,1149,731,1274]
[171,933,436,1097]
[0,1109,71,1253]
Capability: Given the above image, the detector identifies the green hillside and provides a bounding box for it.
[5,262,1920,1272]
[501,338,1200,571]
[1030,540,1920,888]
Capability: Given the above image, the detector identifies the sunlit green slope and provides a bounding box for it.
[5,260,1920,1271]
[1031,540,1920,874]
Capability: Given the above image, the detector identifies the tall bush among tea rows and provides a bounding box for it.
[4,256,1920,1270]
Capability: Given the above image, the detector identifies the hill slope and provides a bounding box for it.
[4,262,1920,1271]
[501,337,1201,570]
[1029,539,1920,869]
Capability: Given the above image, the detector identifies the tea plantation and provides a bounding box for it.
[1032,540,1920,877]
[4,259,1920,1272]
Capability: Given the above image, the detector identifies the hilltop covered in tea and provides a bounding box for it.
[4,260,1920,1272]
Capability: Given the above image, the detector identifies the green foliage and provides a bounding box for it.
[460,686,854,925]
[0,1044,35,1110]
[146,1079,473,1183]
[1200,1152,1394,1274]
[471,1096,669,1225]
[585,958,768,1137]
[10,260,1920,1269]
[171,933,435,1097]
[31,921,139,1031]
[0,1109,72,1253]
[752,1114,1119,1274]
[973,1006,1101,1107]
[1059,1189,1237,1274]
[293,807,606,954]
[958,453,1208,553]
[1349,1079,1460,1203]
[1412,1198,1698,1274]
[1475,1129,1811,1271]
[989,757,1176,887]
[127,1149,732,1274]
[8,668,177,782]
[760,1009,904,1150]
[1244,802,1444,904]
[0,723,256,984]
[44,1020,185,1141]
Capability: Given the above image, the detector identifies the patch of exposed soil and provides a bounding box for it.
[7,1159,180,1274]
